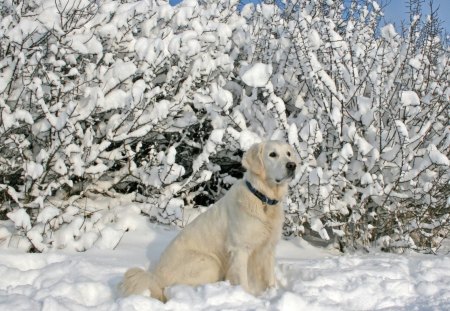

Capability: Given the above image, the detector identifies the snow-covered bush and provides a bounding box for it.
[242,0,450,253]
[0,0,448,253]
[0,0,245,251]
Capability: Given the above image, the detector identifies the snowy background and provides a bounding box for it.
[0,0,449,309]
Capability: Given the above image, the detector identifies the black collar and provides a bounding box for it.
[245,180,279,205]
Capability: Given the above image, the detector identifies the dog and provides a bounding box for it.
[120,141,298,301]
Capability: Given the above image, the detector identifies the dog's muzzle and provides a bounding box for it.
[286,162,296,176]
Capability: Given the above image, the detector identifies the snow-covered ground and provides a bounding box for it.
[1,222,450,311]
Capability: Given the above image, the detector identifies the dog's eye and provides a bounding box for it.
[287,152,291,157]
[269,152,277,158]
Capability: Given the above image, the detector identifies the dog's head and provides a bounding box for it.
[242,141,299,185]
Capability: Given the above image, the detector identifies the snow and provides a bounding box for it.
[85,162,109,175]
[102,89,129,112]
[401,91,420,106]
[287,123,299,146]
[308,29,322,51]
[165,146,177,166]
[381,24,397,42]
[361,172,374,185]
[395,120,410,141]
[241,63,273,87]
[24,161,44,180]
[300,119,323,143]
[428,144,450,166]
[53,158,68,175]
[309,167,323,185]
[6,209,31,231]
[1,222,450,310]
[408,57,422,70]
[355,135,374,156]
[372,1,380,12]
[340,143,353,161]
[36,207,61,223]
[238,130,261,150]
[209,129,225,145]
[310,218,330,240]
[210,83,233,111]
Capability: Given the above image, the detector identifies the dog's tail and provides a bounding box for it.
[120,267,165,301]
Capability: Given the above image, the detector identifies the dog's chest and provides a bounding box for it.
[251,204,284,243]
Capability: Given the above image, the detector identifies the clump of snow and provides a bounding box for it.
[24,161,44,180]
[238,130,261,150]
[381,24,397,41]
[7,209,32,231]
[401,91,420,106]
[241,63,273,87]
[288,123,300,146]
[36,207,61,223]
[372,1,380,11]
[340,143,354,161]
[310,218,330,240]
[361,172,374,185]
[300,119,322,143]
[409,56,422,70]
[355,135,373,156]
[211,83,233,111]
[428,144,449,166]
[395,120,410,141]
[308,29,322,50]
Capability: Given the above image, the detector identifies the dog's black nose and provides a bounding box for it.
[286,162,296,171]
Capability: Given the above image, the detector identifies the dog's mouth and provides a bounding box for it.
[275,171,295,184]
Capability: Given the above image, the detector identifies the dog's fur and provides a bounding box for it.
[121,141,298,301]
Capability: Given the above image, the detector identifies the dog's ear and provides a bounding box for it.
[242,143,264,176]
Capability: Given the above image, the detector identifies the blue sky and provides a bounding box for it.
[170,0,449,33]
[382,0,450,33]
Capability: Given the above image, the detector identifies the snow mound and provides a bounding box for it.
[1,224,450,310]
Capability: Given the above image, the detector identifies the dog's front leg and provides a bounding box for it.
[261,248,276,288]
[226,248,250,292]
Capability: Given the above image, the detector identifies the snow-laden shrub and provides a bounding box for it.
[0,0,245,251]
[0,0,448,253]
[242,0,449,253]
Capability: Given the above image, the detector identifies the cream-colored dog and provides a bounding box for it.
[121,141,298,301]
